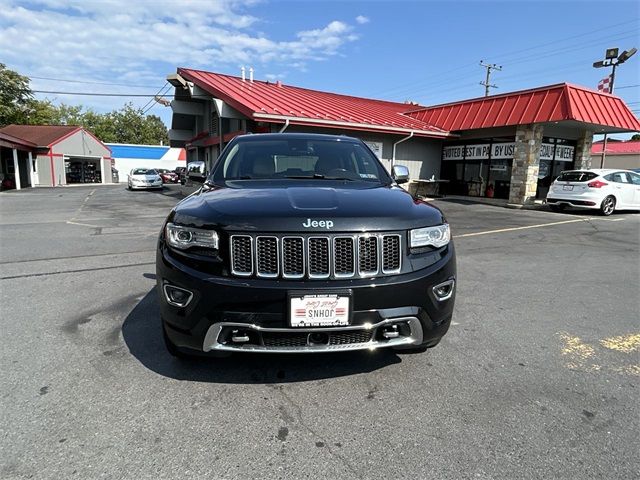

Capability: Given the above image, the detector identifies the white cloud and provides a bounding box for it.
[0,0,362,117]
[355,15,369,25]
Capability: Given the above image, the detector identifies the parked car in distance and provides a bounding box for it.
[157,168,179,184]
[546,169,640,215]
[157,133,456,358]
[174,167,187,185]
[127,168,163,190]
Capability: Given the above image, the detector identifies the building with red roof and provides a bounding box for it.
[591,140,640,170]
[167,67,639,206]
[0,125,113,189]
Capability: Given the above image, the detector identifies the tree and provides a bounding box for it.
[0,63,34,126]
[0,64,169,145]
[104,103,169,145]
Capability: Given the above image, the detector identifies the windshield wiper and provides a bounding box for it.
[282,174,356,181]
[282,173,326,179]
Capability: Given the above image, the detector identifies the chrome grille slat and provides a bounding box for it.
[358,236,379,276]
[333,236,355,278]
[230,233,401,280]
[256,236,279,278]
[230,235,253,276]
[382,234,401,273]
[308,237,330,278]
[282,237,304,278]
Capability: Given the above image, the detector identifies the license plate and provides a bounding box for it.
[289,293,350,327]
[563,185,574,191]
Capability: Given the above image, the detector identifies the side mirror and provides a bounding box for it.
[392,164,410,184]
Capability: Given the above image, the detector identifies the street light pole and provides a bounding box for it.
[599,62,617,168]
[593,47,637,168]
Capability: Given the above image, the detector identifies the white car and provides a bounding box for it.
[127,168,163,190]
[546,169,640,216]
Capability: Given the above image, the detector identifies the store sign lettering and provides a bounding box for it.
[442,146,464,160]
[491,142,515,159]
[442,141,573,162]
[555,145,574,161]
[540,143,555,161]
[465,144,490,160]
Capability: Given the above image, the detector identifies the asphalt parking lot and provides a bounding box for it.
[1,185,638,479]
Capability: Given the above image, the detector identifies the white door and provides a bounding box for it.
[628,172,640,208]
[606,172,635,208]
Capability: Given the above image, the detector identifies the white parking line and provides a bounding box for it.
[454,217,625,238]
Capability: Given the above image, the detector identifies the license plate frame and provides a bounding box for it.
[563,185,574,191]
[288,290,352,328]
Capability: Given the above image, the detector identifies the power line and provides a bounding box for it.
[142,83,172,115]
[33,90,169,97]
[369,28,638,102]
[28,75,163,89]
[616,84,640,89]
[140,82,170,113]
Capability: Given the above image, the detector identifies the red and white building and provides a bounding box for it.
[591,140,640,170]
[167,68,640,206]
[0,125,113,189]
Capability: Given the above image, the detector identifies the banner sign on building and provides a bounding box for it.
[554,145,575,161]
[491,142,515,159]
[539,143,555,161]
[442,145,464,160]
[443,141,573,162]
[443,142,515,160]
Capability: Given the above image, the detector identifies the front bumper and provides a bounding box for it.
[131,182,163,189]
[156,242,456,354]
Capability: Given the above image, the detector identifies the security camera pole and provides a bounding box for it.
[593,47,637,167]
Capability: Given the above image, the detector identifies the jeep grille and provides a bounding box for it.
[230,233,402,279]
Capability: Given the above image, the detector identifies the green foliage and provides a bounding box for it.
[0,64,169,145]
[0,63,34,125]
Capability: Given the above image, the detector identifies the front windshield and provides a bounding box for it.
[211,138,391,184]
[132,168,157,175]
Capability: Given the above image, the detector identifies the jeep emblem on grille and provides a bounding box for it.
[302,218,334,229]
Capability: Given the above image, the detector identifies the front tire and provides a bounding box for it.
[600,195,616,216]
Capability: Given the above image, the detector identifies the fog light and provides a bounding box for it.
[382,325,400,339]
[231,330,250,343]
[432,279,455,301]
[163,283,193,307]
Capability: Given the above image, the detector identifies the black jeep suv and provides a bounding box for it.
[156,133,456,356]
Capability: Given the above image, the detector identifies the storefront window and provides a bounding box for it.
[536,138,576,199]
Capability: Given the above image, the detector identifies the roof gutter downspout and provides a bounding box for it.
[278,118,290,133]
[392,131,414,167]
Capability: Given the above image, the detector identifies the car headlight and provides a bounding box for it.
[409,224,450,249]
[165,223,219,250]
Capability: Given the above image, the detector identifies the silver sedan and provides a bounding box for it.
[127,168,163,190]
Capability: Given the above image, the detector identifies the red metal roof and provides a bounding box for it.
[178,68,450,138]
[405,84,640,133]
[592,140,640,155]
[0,125,81,147]
[0,131,37,150]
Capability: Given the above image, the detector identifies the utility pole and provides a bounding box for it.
[593,47,637,167]
[479,61,502,97]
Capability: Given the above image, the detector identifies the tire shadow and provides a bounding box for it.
[122,288,402,384]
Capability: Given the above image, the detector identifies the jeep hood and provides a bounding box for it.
[171,184,446,232]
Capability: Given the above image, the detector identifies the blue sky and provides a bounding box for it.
[1,0,639,135]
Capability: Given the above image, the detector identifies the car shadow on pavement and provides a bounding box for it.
[122,288,402,384]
